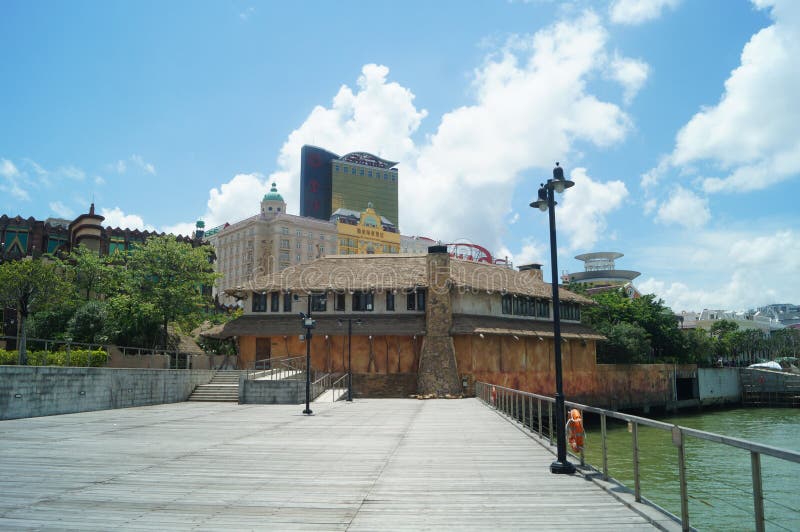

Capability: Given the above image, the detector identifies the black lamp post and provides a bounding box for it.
[530,162,576,475]
[295,293,323,416]
[337,318,362,402]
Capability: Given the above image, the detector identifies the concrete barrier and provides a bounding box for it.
[0,366,215,420]
[239,377,305,404]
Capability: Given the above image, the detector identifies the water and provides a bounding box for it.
[581,408,800,531]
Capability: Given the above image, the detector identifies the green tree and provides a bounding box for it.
[116,236,218,348]
[68,244,114,300]
[0,258,71,364]
[581,289,687,364]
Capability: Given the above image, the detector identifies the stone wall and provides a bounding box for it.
[0,366,215,420]
[417,247,462,396]
[353,373,418,398]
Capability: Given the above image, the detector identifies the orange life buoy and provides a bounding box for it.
[566,409,585,452]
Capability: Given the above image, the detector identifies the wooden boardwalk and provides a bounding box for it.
[0,399,677,531]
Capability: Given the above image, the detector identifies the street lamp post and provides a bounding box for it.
[337,318,362,402]
[530,162,576,475]
[295,293,322,416]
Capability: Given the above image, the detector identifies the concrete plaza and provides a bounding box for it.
[0,398,674,530]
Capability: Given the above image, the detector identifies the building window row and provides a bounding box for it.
[501,294,550,318]
[250,289,426,313]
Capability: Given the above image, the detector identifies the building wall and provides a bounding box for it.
[210,213,338,305]
[335,206,400,255]
[697,367,741,405]
[331,161,399,226]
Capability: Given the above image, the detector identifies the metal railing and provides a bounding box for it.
[246,355,307,381]
[1,335,214,369]
[475,381,800,532]
[311,372,347,402]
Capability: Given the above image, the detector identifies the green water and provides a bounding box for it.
[580,408,800,531]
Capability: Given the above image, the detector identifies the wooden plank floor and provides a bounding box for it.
[0,399,673,531]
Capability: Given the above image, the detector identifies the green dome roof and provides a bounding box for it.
[263,182,284,202]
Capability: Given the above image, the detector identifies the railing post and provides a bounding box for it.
[538,399,543,438]
[601,413,608,481]
[548,402,554,445]
[632,422,641,502]
[522,395,526,428]
[751,451,765,532]
[529,396,533,431]
[673,426,689,531]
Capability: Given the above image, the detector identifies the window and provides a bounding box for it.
[279,252,290,262]
[536,299,550,318]
[406,290,425,311]
[252,292,267,312]
[351,167,357,175]
[386,292,395,311]
[283,293,292,312]
[352,291,374,311]
[280,239,290,248]
[296,241,301,249]
[320,234,325,240]
[561,302,581,321]
[296,230,302,237]
[335,165,340,172]
[335,293,346,311]
[296,254,301,262]
[311,293,327,312]
[359,168,364,176]
[368,170,372,177]
[319,246,325,255]
[270,292,280,312]
[502,294,512,315]
[281,227,289,235]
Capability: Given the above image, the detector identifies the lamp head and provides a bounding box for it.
[529,184,549,211]
[551,162,574,194]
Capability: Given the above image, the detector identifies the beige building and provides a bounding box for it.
[208,183,338,305]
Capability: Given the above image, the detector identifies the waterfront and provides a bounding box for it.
[582,407,800,531]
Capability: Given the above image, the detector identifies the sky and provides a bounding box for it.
[1,0,798,313]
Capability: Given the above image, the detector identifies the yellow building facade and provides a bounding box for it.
[333,203,400,255]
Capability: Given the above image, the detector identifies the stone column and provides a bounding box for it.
[417,246,462,396]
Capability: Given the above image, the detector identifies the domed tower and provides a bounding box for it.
[68,203,105,253]
[260,182,286,218]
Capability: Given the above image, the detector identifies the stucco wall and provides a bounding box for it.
[0,366,215,420]
[239,378,305,404]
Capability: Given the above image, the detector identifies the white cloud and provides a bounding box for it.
[0,158,29,201]
[161,221,198,237]
[49,201,74,218]
[669,0,800,193]
[171,12,633,255]
[509,212,520,225]
[94,175,106,185]
[558,167,629,251]
[203,173,270,228]
[609,0,681,25]
[114,160,127,174]
[654,186,710,228]
[130,154,156,175]
[59,165,86,181]
[499,242,546,268]
[609,53,649,103]
[100,207,156,232]
[637,228,800,310]
[239,6,255,20]
[0,158,19,179]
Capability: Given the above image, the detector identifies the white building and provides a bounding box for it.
[208,183,338,305]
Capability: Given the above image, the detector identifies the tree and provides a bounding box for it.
[0,258,71,364]
[581,289,687,364]
[68,244,113,300]
[116,236,219,348]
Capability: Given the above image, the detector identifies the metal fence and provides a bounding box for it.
[475,381,800,532]
[0,335,197,369]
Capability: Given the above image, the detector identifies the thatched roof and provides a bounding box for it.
[225,253,591,305]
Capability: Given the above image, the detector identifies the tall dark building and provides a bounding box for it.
[299,145,339,221]
[300,145,399,226]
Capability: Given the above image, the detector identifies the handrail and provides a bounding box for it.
[475,381,800,532]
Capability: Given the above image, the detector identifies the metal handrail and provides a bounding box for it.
[246,355,307,380]
[475,381,800,532]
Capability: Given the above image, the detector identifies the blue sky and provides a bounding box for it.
[1,0,798,312]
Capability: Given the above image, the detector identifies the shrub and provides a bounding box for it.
[0,348,107,367]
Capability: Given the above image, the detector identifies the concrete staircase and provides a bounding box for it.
[187,371,244,402]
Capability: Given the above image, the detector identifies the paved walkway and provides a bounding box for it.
[0,399,675,531]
